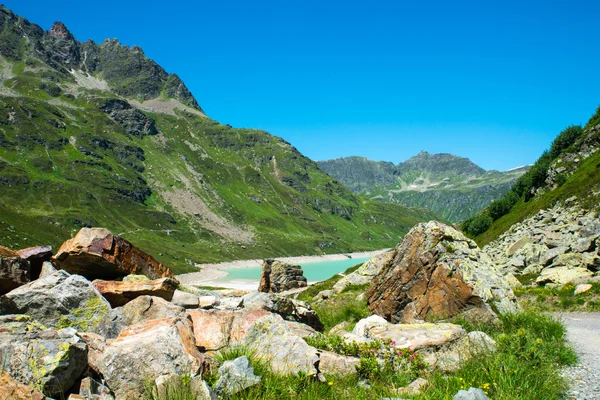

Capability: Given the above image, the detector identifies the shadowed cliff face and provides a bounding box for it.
[0,6,439,273]
[317,153,529,223]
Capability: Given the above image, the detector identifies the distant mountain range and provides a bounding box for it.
[317,152,529,223]
[0,7,438,273]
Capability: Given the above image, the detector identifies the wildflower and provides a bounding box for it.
[327,381,333,387]
[517,328,526,336]
[536,338,543,344]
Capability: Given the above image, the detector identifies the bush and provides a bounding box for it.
[550,125,583,159]
[465,215,493,236]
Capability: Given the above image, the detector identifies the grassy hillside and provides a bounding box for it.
[0,7,438,273]
[470,106,600,246]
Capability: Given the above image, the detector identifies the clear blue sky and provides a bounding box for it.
[6,0,600,170]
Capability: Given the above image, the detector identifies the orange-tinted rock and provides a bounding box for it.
[367,221,519,323]
[93,277,178,307]
[53,227,173,280]
[0,246,31,295]
[0,371,45,400]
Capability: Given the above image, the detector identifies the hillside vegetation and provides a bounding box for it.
[0,7,438,273]
[464,106,600,245]
[318,152,528,223]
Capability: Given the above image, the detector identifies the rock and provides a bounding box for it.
[504,273,523,289]
[0,270,110,331]
[97,317,206,400]
[199,295,219,309]
[258,259,307,293]
[318,351,360,376]
[171,289,200,308]
[122,274,148,281]
[39,260,58,278]
[93,277,178,307]
[536,266,593,285]
[214,356,261,395]
[16,245,53,279]
[242,313,320,375]
[286,320,318,339]
[396,377,429,395]
[93,295,188,339]
[188,309,270,351]
[506,237,531,257]
[53,227,173,280]
[432,331,496,372]
[333,251,395,293]
[540,247,569,266]
[0,371,46,400]
[0,325,88,397]
[0,249,31,294]
[367,221,519,323]
[453,387,489,400]
[154,374,214,400]
[573,237,595,253]
[77,332,107,374]
[574,283,593,295]
[239,291,324,331]
[100,99,158,138]
[351,315,466,350]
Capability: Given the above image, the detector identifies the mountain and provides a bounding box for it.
[468,107,600,245]
[0,7,439,273]
[317,152,529,223]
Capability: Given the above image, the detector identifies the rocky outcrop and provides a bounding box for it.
[53,227,174,280]
[0,317,88,397]
[0,245,31,294]
[97,317,206,400]
[367,221,519,323]
[100,99,159,138]
[484,202,600,285]
[0,270,110,331]
[93,277,178,307]
[258,259,307,293]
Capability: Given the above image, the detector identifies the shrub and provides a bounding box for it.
[465,215,493,236]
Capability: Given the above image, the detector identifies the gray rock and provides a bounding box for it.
[540,246,568,266]
[0,249,31,294]
[319,351,360,376]
[171,289,200,308]
[215,356,261,394]
[453,387,489,400]
[79,376,114,400]
[0,321,88,397]
[258,259,307,293]
[39,260,58,278]
[0,270,110,331]
[332,251,394,293]
[240,292,323,331]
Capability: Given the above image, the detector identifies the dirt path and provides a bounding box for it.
[557,312,600,400]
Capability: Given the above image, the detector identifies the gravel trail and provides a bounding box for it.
[558,312,600,400]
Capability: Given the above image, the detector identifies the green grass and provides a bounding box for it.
[312,289,370,332]
[515,283,600,312]
[296,263,364,302]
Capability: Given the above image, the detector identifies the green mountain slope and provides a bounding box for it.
[317,152,529,223]
[467,107,600,246]
[0,7,439,273]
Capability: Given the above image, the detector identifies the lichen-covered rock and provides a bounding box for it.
[333,251,394,293]
[367,221,519,323]
[0,245,31,294]
[258,259,307,293]
[97,318,206,400]
[0,323,88,397]
[0,270,110,331]
[318,351,360,376]
[53,227,173,280]
[171,289,200,308]
[93,277,178,307]
[536,266,594,285]
[214,356,261,395]
[93,295,188,339]
[239,292,323,331]
[242,313,320,375]
[0,371,46,400]
[351,315,466,350]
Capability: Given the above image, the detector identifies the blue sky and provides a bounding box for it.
[6,0,600,170]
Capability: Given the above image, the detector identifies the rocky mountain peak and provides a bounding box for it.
[49,21,74,41]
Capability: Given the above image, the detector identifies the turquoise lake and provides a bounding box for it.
[211,256,371,285]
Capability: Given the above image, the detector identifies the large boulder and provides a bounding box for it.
[0,245,31,294]
[0,317,88,397]
[53,227,173,280]
[367,221,519,323]
[16,245,53,279]
[258,259,307,293]
[97,317,206,400]
[239,292,323,331]
[332,251,394,293]
[93,295,188,339]
[93,277,178,307]
[0,270,110,331]
[0,371,46,400]
[214,356,261,395]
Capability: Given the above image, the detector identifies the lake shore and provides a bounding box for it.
[176,248,389,287]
